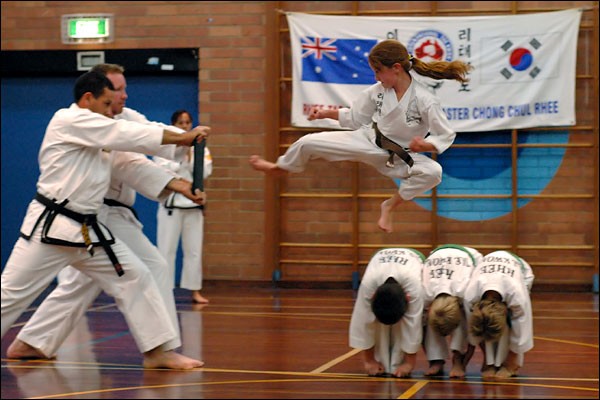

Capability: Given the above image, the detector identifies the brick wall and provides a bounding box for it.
[1,1,598,288]
[1,1,274,281]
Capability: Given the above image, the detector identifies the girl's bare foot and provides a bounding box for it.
[392,364,412,378]
[143,349,204,370]
[424,360,445,376]
[249,155,287,176]
[449,350,467,378]
[495,366,518,379]
[449,363,466,379]
[6,339,48,359]
[481,364,497,380]
[192,290,209,304]
[378,199,394,233]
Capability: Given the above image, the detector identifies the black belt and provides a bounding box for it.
[103,198,140,222]
[163,194,203,216]
[35,193,124,276]
[373,122,414,168]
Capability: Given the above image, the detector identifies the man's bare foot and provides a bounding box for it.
[392,365,412,378]
[481,364,497,380]
[143,349,204,370]
[378,199,393,233]
[192,290,209,304]
[6,339,48,359]
[449,363,466,379]
[249,155,287,176]
[424,360,445,376]
[495,366,518,379]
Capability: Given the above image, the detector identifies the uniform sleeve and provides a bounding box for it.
[520,258,535,292]
[463,276,482,346]
[338,85,378,130]
[118,108,186,160]
[504,281,534,354]
[349,267,378,349]
[423,102,456,154]
[111,151,176,202]
[66,110,164,155]
[153,154,180,173]
[398,275,424,354]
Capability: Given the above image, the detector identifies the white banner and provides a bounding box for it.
[288,9,581,132]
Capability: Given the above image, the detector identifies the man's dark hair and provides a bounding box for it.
[371,277,408,325]
[73,70,114,102]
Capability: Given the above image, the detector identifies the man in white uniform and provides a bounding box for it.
[421,244,483,378]
[464,250,534,379]
[349,247,424,377]
[6,64,208,366]
[1,71,208,369]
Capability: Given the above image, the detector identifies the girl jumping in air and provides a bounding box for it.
[250,39,472,232]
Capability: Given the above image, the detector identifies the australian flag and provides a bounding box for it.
[301,37,378,85]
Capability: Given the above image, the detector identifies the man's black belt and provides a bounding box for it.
[103,198,140,222]
[373,122,414,168]
[34,193,124,276]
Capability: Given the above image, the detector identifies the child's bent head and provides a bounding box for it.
[429,294,462,336]
[469,299,508,342]
[371,277,408,325]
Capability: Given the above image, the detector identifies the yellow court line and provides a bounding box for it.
[533,336,599,348]
[6,360,598,399]
[4,362,599,385]
[23,378,405,399]
[311,348,362,373]
[25,376,599,399]
[466,380,599,392]
[398,380,429,398]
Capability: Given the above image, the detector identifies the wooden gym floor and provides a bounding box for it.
[1,284,598,399]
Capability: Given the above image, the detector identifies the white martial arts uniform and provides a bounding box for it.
[1,103,179,354]
[464,250,535,367]
[11,107,188,357]
[349,248,425,374]
[277,73,456,201]
[154,145,213,291]
[422,245,483,362]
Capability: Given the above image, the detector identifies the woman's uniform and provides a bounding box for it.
[154,145,213,292]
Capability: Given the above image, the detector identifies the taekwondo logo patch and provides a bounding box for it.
[407,30,454,62]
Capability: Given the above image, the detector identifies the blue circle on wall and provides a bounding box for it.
[398,130,568,221]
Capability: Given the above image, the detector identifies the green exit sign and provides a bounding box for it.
[62,14,114,44]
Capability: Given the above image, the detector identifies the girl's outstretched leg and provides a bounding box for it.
[378,192,403,233]
[249,155,288,176]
